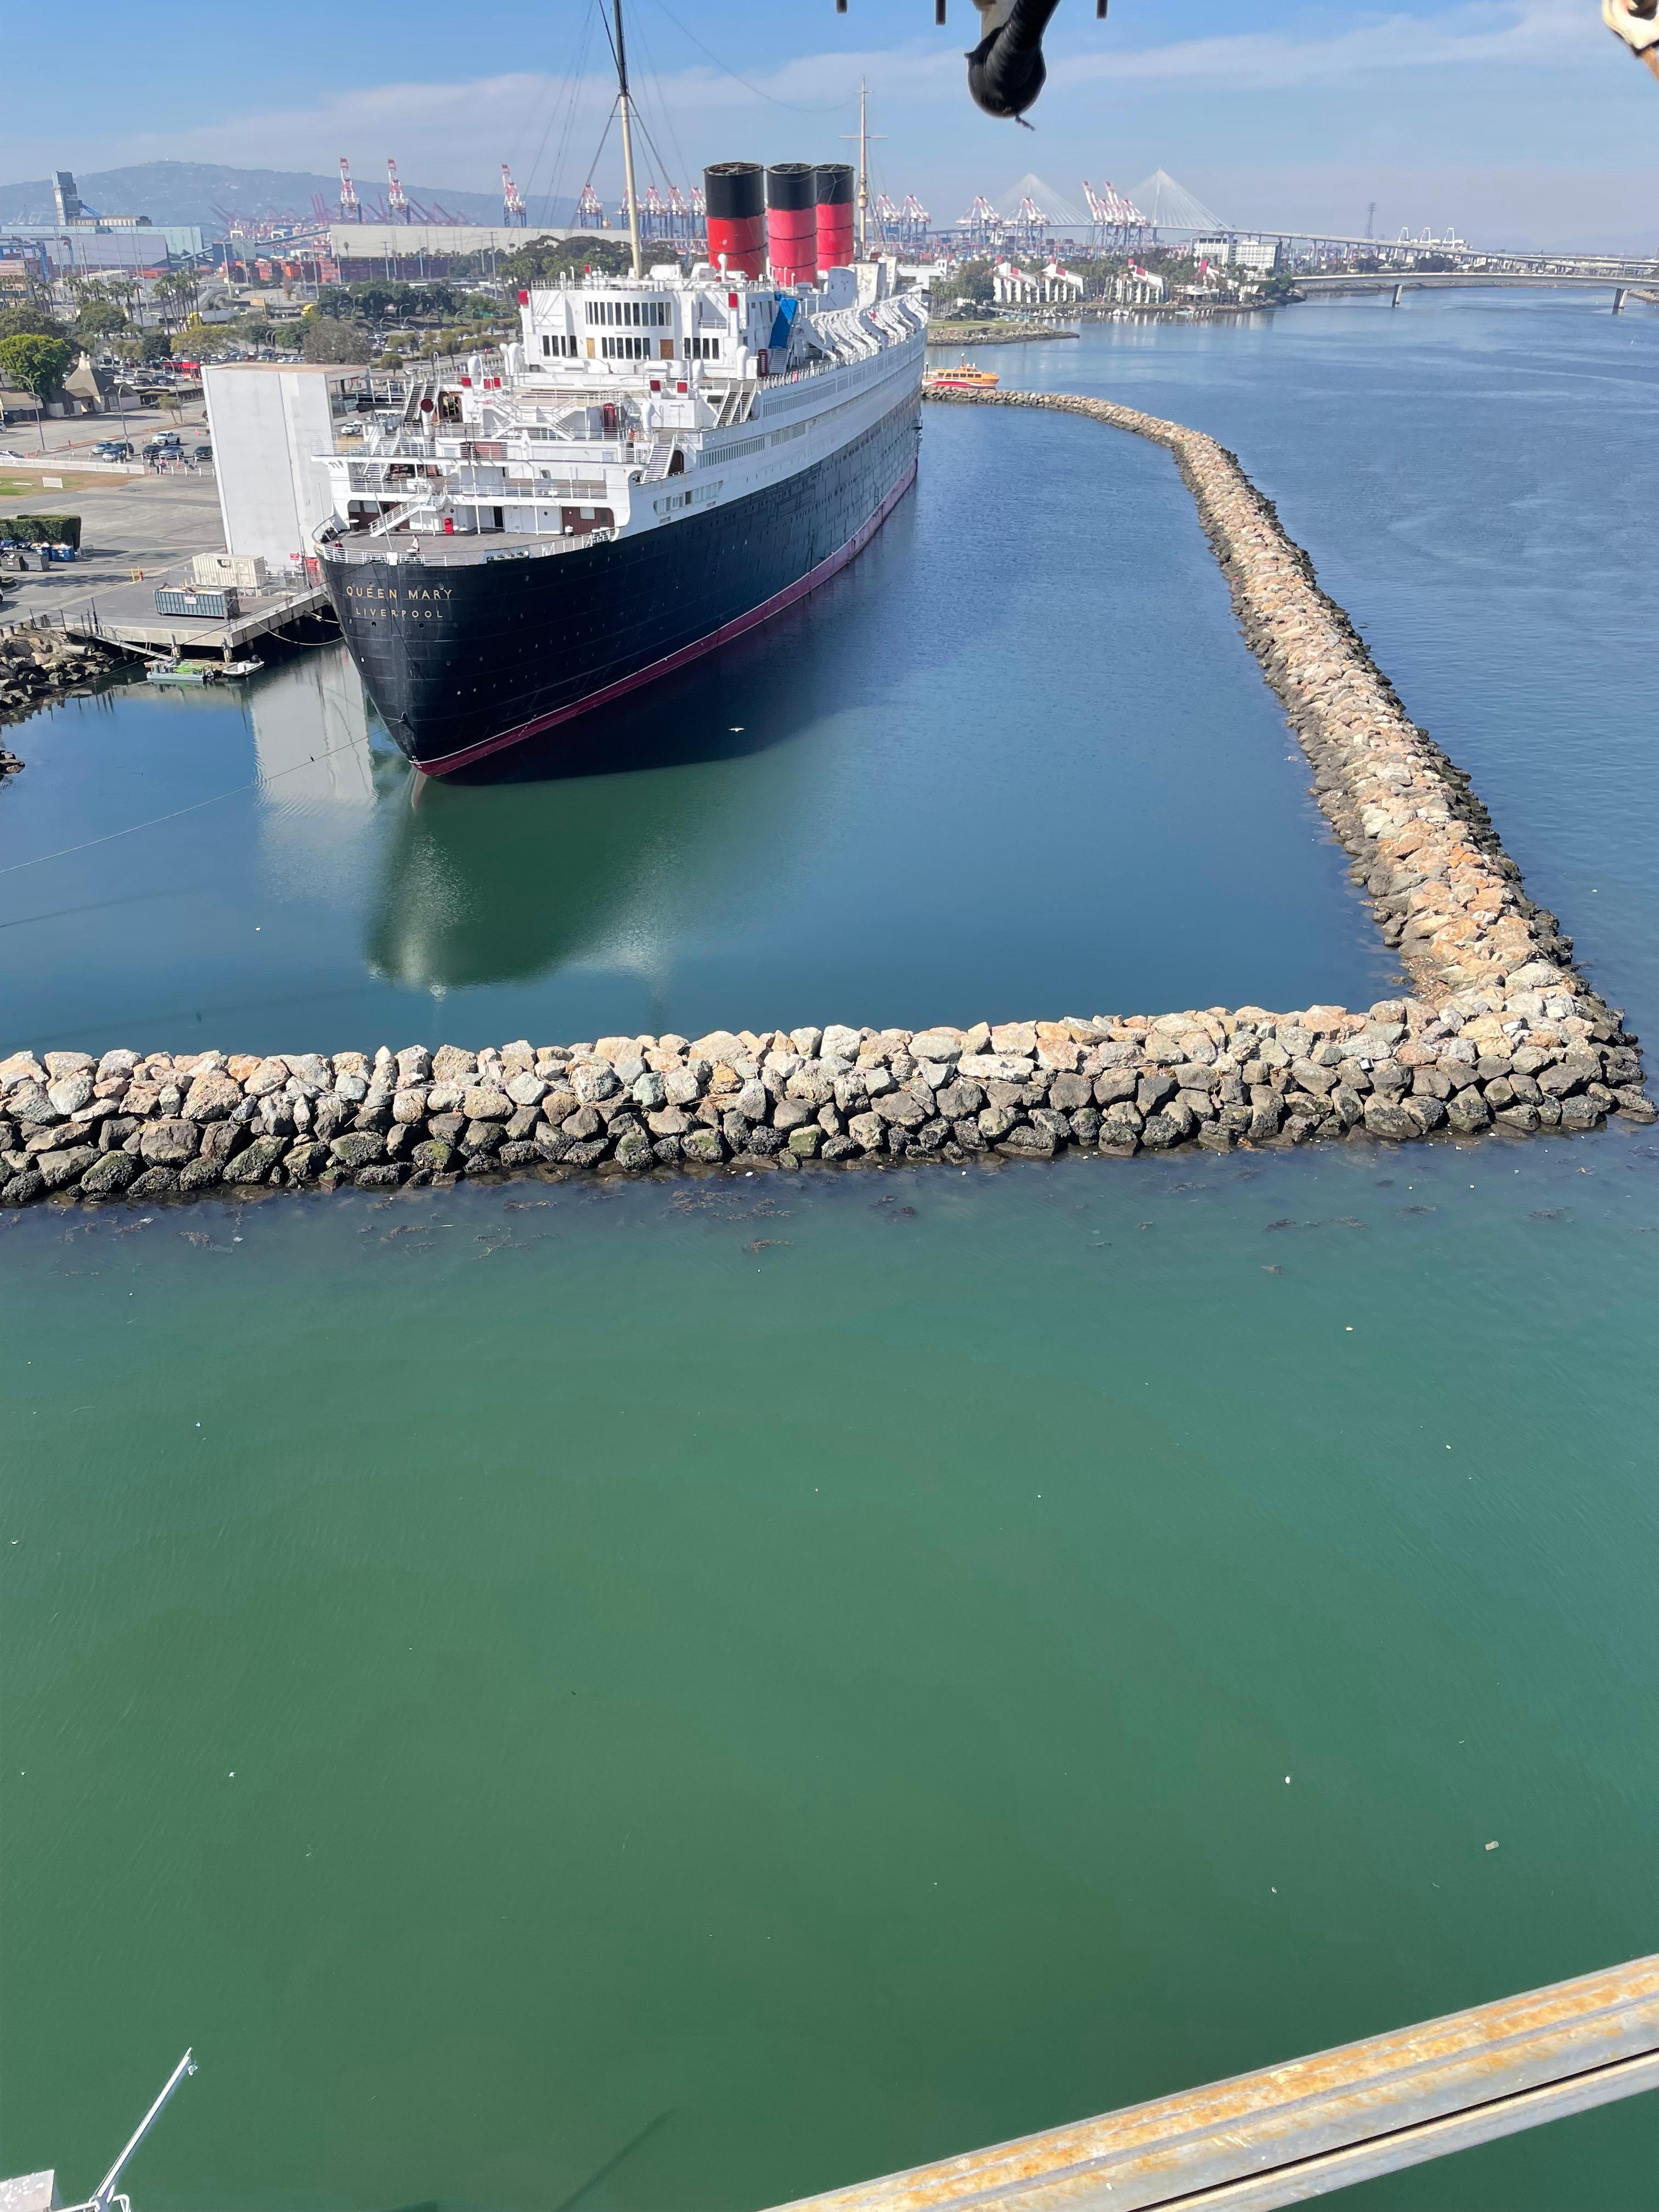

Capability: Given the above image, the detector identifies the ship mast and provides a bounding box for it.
[612,0,644,278]
[857,78,868,255]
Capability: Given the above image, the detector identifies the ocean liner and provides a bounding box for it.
[314,150,928,776]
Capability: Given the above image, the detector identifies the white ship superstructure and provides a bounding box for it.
[317,260,927,564]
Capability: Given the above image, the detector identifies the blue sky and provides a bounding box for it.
[7,0,1656,251]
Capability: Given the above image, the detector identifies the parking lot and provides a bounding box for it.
[1,388,213,472]
[0,473,225,627]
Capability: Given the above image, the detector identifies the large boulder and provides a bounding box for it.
[140,1119,200,1165]
[183,1070,244,1122]
[47,1073,94,1116]
[38,1144,99,1190]
[223,1135,289,1182]
[1363,1101,1418,1141]
[81,1151,140,1197]
[127,1167,179,1197]
[329,1131,386,1171]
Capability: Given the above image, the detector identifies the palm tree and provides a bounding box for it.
[153,265,201,335]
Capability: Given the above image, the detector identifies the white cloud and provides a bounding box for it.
[1056,0,1596,89]
[108,46,963,187]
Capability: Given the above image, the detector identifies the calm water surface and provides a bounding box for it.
[4,294,1659,2211]
[1,400,1388,1053]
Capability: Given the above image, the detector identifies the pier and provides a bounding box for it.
[60,563,332,662]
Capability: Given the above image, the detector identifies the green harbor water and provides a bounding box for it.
[3,292,1659,2209]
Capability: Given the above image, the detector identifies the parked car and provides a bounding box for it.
[192,443,213,462]
[92,439,134,460]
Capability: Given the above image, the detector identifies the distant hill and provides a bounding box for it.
[0,160,577,236]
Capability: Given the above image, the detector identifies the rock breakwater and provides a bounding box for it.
[928,386,1599,1018]
[0,622,127,730]
[927,321,1076,347]
[2,1007,1650,1207]
[3,387,1647,1208]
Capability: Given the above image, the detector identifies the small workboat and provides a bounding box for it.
[924,359,1000,391]
[144,657,264,685]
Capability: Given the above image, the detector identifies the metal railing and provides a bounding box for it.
[0,607,73,641]
[765,1954,1659,2211]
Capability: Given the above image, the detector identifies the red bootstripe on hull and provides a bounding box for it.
[413,459,918,777]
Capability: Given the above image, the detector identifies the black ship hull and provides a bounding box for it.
[323,391,922,775]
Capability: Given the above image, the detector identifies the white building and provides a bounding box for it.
[1113,268,1167,305]
[993,256,1084,306]
[994,259,1040,305]
[202,361,366,573]
[329,221,584,279]
[1192,235,1281,277]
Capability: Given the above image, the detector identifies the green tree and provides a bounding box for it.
[114,329,174,366]
[174,315,226,358]
[0,331,75,402]
[301,313,370,364]
[500,233,630,287]
[73,298,130,343]
[403,280,455,319]
[950,257,995,306]
[0,302,68,343]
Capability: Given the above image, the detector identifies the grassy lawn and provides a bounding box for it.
[0,471,134,497]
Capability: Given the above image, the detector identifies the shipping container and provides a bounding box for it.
[154,585,241,618]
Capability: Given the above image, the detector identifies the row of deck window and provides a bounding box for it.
[541,331,722,362]
[585,298,670,326]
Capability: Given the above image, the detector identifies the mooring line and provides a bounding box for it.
[0,735,372,879]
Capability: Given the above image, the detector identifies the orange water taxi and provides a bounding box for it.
[924,360,1000,391]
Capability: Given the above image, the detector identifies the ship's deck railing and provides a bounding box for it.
[763,1953,1659,2211]
[321,528,610,568]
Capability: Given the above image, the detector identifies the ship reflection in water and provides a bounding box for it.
[361,626,839,998]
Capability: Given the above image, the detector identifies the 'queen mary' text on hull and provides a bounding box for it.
[314,162,928,775]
